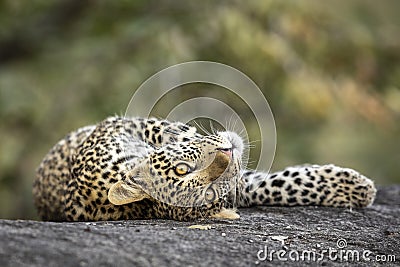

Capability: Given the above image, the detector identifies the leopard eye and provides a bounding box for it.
[174,163,191,176]
[204,187,216,202]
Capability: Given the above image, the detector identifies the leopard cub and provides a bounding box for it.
[33,116,376,221]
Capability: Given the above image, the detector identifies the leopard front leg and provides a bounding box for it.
[236,164,376,209]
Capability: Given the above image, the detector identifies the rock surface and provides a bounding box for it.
[1,186,399,267]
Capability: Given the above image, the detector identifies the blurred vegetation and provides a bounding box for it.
[0,0,399,219]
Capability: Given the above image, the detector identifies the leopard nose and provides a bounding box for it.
[218,148,233,159]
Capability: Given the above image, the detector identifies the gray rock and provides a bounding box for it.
[1,186,399,267]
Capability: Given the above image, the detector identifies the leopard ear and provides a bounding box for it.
[108,181,148,205]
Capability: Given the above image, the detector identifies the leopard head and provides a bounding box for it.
[108,131,243,220]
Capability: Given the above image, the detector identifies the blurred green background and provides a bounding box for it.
[0,0,399,220]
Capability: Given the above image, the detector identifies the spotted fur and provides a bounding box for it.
[33,116,376,221]
[237,165,375,208]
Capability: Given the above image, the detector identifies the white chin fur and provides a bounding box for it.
[218,131,244,157]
